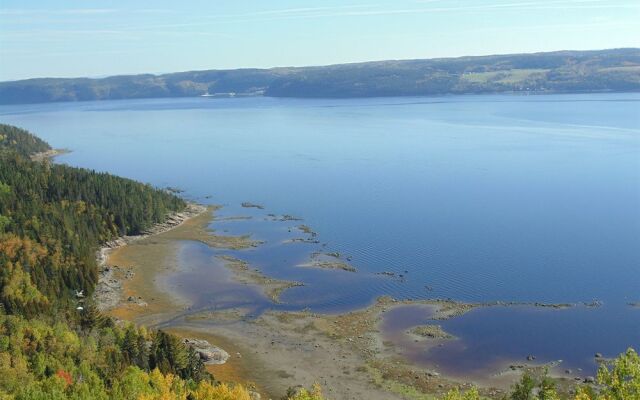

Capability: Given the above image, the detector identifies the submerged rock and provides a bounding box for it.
[241,202,264,209]
[409,325,453,340]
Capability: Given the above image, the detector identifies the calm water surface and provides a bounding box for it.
[1,93,639,375]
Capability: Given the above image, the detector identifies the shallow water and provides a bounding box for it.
[1,93,639,375]
[380,303,640,378]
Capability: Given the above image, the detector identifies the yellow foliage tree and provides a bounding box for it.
[190,382,252,400]
[138,369,187,400]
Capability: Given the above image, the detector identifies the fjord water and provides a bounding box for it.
[1,93,639,374]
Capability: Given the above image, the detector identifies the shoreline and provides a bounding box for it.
[96,202,591,399]
[30,148,70,162]
[94,203,208,311]
[97,204,274,324]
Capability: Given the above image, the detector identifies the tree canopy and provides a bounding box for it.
[0,139,185,315]
[0,124,50,157]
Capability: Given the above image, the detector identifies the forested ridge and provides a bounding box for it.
[0,124,185,315]
[0,48,638,104]
[0,124,638,400]
[0,125,214,399]
[0,124,51,156]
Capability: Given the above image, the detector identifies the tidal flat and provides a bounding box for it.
[103,203,602,400]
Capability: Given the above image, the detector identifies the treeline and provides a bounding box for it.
[0,124,51,156]
[0,145,185,315]
[264,48,640,98]
[0,48,638,104]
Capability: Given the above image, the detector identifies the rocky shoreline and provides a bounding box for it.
[94,203,208,311]
[94,201,606,399]
[30,148,70,162]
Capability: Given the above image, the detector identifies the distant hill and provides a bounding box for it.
[1,48,639,104]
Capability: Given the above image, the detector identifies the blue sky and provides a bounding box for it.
[0,0,639,81]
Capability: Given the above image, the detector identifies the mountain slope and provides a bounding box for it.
[1,48,638,104]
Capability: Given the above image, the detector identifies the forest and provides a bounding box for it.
[0,48,638,104]
[0,124,637,400]
[0,124,185,315]
[0,125,209,398]
[0,124,51,156]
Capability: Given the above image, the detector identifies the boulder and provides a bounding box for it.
[184,338,230,365]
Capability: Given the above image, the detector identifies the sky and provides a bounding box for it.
[0,0,639,81]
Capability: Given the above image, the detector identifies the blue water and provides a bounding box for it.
[381,303,640,378]
[1,93,639,374]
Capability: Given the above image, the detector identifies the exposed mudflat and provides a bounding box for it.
[94,203,208,311]
[216,254,304,303]
[99,204,593,400]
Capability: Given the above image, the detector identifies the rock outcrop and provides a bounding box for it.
[183,338,230,365]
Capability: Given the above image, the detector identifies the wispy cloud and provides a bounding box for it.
[2,49,131,57]
[0,8,117,16]
[456,20,639,35]
[0,8,177,17]
[245,4,379,16]
[354,18,636,38]
[0,28,231,42]
[277,0,639,20]
[130,9,174,14]
[1,1,636,43]
[119,0,638,31]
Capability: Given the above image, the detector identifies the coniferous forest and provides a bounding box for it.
[0,124,185,315]
[0,124,51,156]
[0,125,216,399]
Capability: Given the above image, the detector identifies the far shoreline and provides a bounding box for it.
[3,89,638,109]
